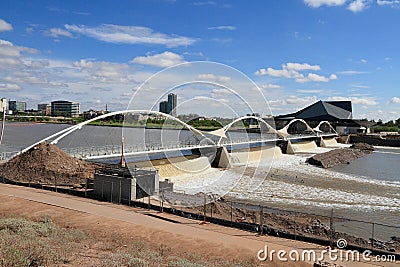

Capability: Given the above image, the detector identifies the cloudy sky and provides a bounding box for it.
[0,0,399,120]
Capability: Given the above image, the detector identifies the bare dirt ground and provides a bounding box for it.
[1,184,397,266]
[0,184,314,267]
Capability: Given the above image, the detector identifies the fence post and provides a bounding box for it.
[371,223,375,249]
[119,179,122,204]
[230,201,233,225]
[329,209,334,249]
[148,195,150,210]
[259,205,264,235]
[101,180,104,200]
[111,182,114,203]
[203,194,206,223]
[54,174,57,192]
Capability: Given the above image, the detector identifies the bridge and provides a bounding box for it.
[1,110,338,162]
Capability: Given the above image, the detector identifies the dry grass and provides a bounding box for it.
[0,215,257,266]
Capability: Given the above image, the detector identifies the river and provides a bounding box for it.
[1,122,399,241]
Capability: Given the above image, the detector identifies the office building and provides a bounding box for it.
[38,103,51,115]
[51,100,80,117]
[159,101,168,114]
[8,100,26,113]
[167,93,177,116]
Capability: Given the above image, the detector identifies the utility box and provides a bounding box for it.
[94,165,159,203]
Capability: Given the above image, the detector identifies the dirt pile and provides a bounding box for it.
[306,143,374,168]
[0,142,97,185]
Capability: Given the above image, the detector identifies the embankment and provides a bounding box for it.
[306,143,374,168]
[350,135,400,147]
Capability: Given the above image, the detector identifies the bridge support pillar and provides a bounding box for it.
[211,147,231,168]
[286,140,295,154]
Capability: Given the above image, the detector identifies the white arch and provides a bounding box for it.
[20,110,207,154]
[277,119,315,138]
[206,115,277,145]
[313,121,337,134]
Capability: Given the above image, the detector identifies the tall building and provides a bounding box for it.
[38,103,51,115]
[167,93,177,116]
[51,101,80,117]
[8,100,26,113]
[159,101,168,114]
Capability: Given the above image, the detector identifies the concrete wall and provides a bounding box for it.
[94,174,133,203]
[94,169,159,201]
[349,135,400,147]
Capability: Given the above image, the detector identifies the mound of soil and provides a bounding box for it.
[306,143,374,168]
[0,142,97,185]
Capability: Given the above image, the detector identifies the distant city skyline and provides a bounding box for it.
[0,1,399,120]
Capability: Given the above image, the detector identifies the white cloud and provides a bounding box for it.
[286,95,318,106]
[351,84,370,89]
[256,62,336,83]
[260,83,282,89]
[296,73,329,83]
[47,28,73,38]
[328,96,378,105]
[348,0,370,12]
[338,70,368,75]
[256,67,293,78]
[0,39,37,58]
[360,58,367,63]
[208,26,236,30]
[73,59,132,83]
[0,83,20,91]
[0,19,13,32]
[377,0,400,7]
[389,97,400,104]
[65,24,196,47]
[192,1,217,6]
[304,0,347,8]
[297,89,323,93]
[131,51,186,67]
[197,73,231,83]
[285,63,321,71]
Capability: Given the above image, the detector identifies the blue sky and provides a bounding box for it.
[0,0,399,120]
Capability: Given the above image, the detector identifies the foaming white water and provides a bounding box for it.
[272,153,400,188]
[160,148,400,215]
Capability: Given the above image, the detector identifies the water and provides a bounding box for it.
[1,122,399,240]
[333,146,400,184]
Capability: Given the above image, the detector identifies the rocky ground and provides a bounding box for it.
[184,198,400,254]
[306,143,374,168]
[0,142,98,186]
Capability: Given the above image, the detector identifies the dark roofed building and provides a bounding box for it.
[275,100,352,121]
[274,100,374,134]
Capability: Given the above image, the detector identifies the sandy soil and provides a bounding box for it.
[0,184,316,267]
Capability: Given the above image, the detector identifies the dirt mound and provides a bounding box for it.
[350,142,374,151]
[306,143,374,168]
[0,142,97,185]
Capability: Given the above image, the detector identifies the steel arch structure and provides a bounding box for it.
[20,110,207,154]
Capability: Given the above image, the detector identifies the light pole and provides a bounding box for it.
[0,98,6,145]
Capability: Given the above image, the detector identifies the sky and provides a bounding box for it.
[0,0,399,120]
